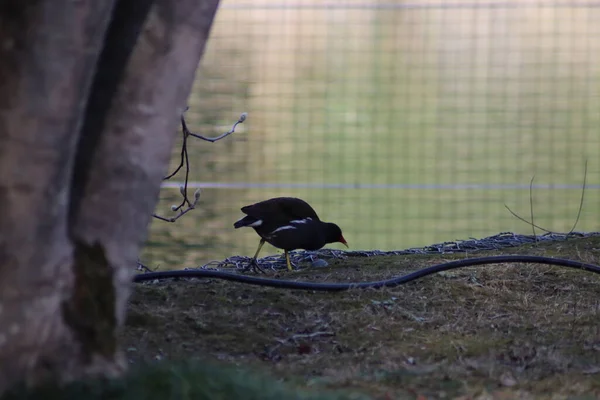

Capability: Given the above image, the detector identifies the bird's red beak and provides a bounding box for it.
[339,235,348,248]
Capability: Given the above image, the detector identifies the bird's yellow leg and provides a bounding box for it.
[249,238,266,274]
[253,238,266,260]
[285,250,293,271]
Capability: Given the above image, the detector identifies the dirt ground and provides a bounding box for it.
[122,235,600,400]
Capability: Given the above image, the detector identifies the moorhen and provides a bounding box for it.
[233,197,348,271]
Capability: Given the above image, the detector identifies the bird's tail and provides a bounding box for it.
[233,215,261,229]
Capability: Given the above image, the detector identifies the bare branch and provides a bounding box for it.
[163,132,187,180]
[153,188,201,222]
[183,110,247,143]
[163,107,192,181]
[153,107,246,222]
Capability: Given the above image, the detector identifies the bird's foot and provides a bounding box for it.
[244,258,266,274]
[283,258,299,272]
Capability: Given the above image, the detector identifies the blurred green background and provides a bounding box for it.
[141,0,600,269]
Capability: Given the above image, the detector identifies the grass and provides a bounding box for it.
[124,235,600,399]
[141,2,600,268]
[3,360,367,400]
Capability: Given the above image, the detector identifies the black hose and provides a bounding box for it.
[132,255,600,292]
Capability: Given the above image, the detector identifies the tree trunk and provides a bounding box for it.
[0,0,220,394]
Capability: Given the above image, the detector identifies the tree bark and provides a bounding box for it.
[0,0,220,393]
[0,0,118,390]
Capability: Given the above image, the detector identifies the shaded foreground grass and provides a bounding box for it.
[9,235,600,399]
[3,360,365,400]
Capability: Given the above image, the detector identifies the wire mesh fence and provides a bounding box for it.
[142,0,600,269]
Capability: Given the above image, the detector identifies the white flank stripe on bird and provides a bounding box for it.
[290,217,311,224]
[271,225,297,234]
[236,215,262,227]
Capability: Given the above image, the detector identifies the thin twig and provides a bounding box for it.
[276,331,335,344]
[137,260,159,272]
[290,331,335,341]
[503,204,555,234]
[183,111,247,143]
[529,175,537,241]
[163,107,191,180]
[152,107,247,222]
[153,188,201,222]
[506,162,590,237]
[171,143,192,212]
[568,159,588,235]
[163,131,187,180]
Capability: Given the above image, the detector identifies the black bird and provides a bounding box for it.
[234,197,348,271]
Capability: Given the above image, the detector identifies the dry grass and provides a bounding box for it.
[123,235,600,399]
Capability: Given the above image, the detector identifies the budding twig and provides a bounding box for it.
[153,188,202,223]
[152,107,247,222]
[182,110,247,143]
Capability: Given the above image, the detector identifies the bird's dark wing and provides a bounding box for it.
[275,197,320,220]
[240,197,320,221]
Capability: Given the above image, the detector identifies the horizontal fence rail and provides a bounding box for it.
[161,182,600,190]
[221,2,600,10]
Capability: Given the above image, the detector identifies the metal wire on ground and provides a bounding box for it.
[134,232,600,291]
